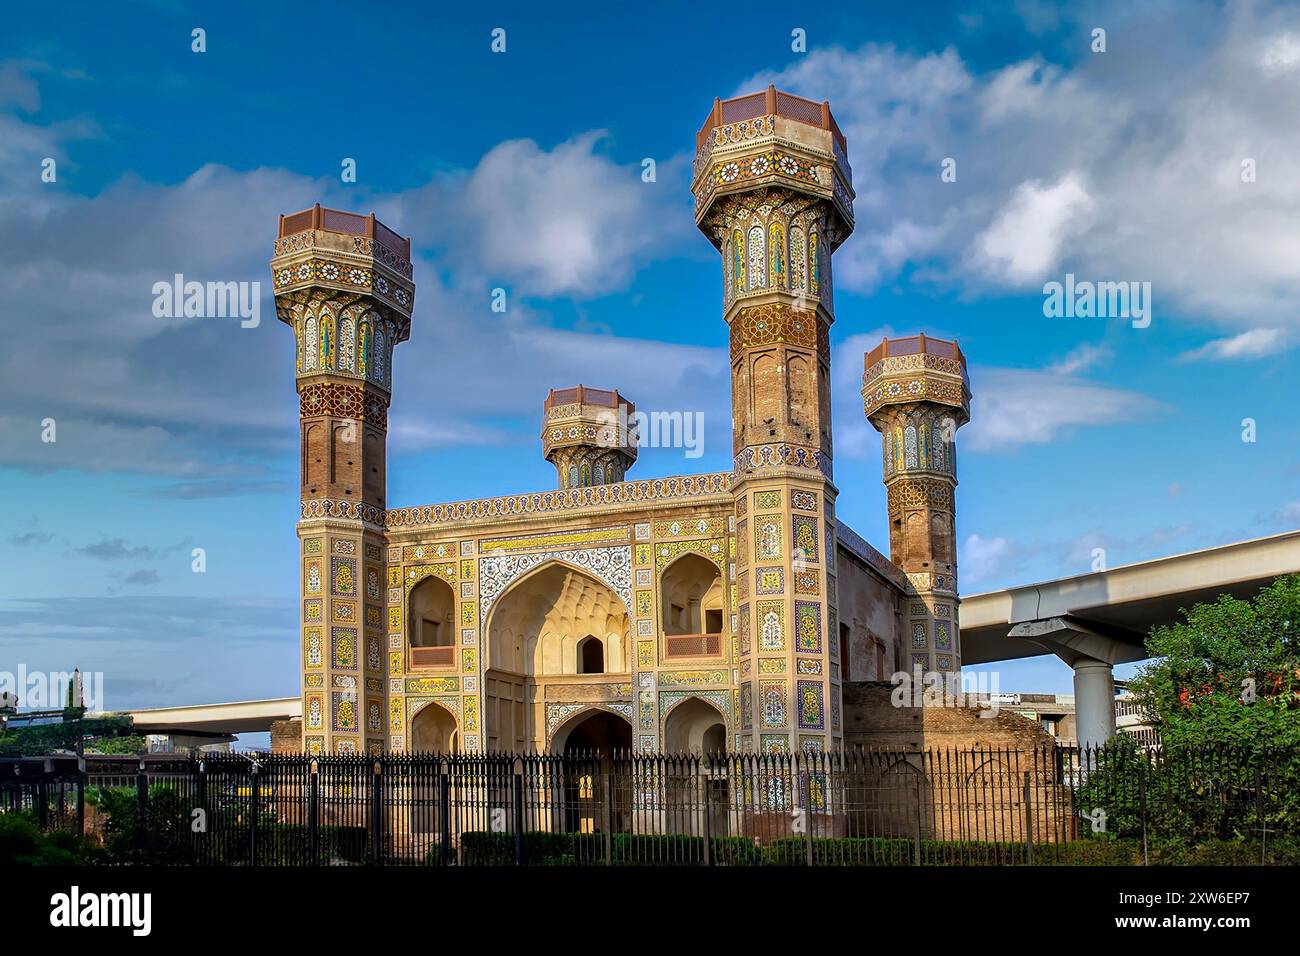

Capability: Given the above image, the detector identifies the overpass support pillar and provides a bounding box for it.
[1007,615,1140,750]
[1071,657,1116,751]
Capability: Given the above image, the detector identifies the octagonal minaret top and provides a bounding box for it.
[542,385,638,489]
[691,85,855,250]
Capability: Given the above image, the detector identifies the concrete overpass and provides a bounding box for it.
[960,529,1300,747]
[123,697,300,738]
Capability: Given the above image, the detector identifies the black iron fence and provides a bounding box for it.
[4,745,1297,865]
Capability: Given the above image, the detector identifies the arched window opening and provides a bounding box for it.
[660,553,724,658]
[409,576,456,668]
[747,225,766,291]
[578,636,605,674]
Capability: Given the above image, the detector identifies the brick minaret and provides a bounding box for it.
[542,385,637,488]
[272,204,415,755]
[863,335,970,675]
[692,87,855,754]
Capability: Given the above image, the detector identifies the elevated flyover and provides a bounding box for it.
[123,697,300,738]
[959,530,1300,746]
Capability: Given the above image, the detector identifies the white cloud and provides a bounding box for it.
[1260,33,1300,73]
[972,173,1092,284]
[1178,328,1288,361]
[1047,342,1111,375]
[0,64,701,482]
[747,7,1300,327]
[964,367,1161,451]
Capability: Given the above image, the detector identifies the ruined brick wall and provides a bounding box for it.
[841,681,1055,751]
[270,718,303,754]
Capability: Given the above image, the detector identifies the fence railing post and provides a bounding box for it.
[439,773,451,866]
[249,763,259,867]
[195,758,207,864]
[370,760,383,866]
[308,760,319,866]
[135,760,149,860]
[700,761,712,867]
[37,772,48,831]
[512,770,524,866]
[75,757,85,839]
[1023,771,1034,865]
[602,764,614,866]
[912,764,923,866]
[1255,764,1265,864]
[802,758,814,867]
[1138,757,1148,866]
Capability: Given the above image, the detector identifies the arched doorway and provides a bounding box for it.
[578,635,604,674]
[485,562,630,750]
[410,701,459,754]
[551,708,633,757]
[662,697,730,835]
[662,697,728,754]
[550,708,634,835]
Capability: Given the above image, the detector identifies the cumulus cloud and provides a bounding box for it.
[1046,342,1111,375]
[0,62,703,486]
[971,173,1093,284]
[744,4,1300,327]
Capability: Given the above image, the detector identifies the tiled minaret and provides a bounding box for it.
[272,204,415,755]
[542,385,637,488]
[692,87,855,754]
[863,335,971,675]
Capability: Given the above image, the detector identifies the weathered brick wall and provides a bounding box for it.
[841,681,1055,750]
[840,682,1073,843]
[271,718,303,754]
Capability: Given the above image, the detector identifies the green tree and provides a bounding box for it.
[1129,574,1300,749]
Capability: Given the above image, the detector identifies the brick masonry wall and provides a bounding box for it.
[841,681,1055,751]
[271,718,303,754]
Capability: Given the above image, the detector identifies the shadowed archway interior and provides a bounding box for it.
[484,563,631,751]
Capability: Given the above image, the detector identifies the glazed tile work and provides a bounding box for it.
[279,89,965,756]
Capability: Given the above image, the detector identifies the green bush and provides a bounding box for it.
[0,812,99,865]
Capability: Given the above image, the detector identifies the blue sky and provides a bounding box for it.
[2,0,1299,715]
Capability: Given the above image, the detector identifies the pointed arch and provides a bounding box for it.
[747,225,766,291]
[485,559,631,677]
[410,700,459,754]
[790,225,807,291]
[752,353,781,425]
[338,314,356,372]
[319,312,335,369]
[358,317,371,377]
[731,228,745,294]
[662,696,728,753]
[809,230,820,295]
[787,353,811,427]
[304,315,319,371]
[659,551,724,639]
[768,221,786,289]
